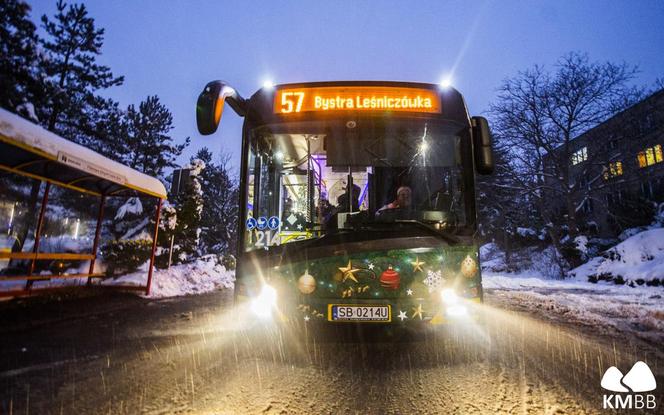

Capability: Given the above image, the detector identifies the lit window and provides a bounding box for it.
[637,144,663,168]
[603,161,623,180]
[571,147,588,165]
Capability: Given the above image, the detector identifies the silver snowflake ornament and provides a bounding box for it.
[423,270,443,292]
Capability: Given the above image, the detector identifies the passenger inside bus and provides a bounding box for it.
[316,192,334,224]
[378,186,412,211]
[325,184,361,229]
[336,184,361,213]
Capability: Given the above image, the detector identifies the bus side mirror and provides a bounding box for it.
[471,116,494,175]
[196,80,246,135]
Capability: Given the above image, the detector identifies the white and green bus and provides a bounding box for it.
[197,81,493,326]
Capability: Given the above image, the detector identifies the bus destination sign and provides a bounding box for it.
[274,86,441,114]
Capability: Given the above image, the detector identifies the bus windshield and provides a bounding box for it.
[244,118,469,251]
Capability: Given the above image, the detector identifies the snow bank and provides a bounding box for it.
[1,256,234,299]
[574,235,588,256]
[484,273,591,291]
[570,228,664,282]
[480,243,562,278]
[105,255,234,298]
[479,243,507,272]
[617,202,664,241]
[484,228,664,282]
[484,271,664,343]
[34,235,90,253]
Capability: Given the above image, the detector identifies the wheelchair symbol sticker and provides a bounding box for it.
[246,217,257,230]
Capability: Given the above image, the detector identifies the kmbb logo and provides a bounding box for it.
[601,361,657,410]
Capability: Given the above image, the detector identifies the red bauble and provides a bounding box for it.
[380,266,400,290]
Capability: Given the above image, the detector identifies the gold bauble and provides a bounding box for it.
[460,255,478,278]
[332,270,344,283]
[298,271,316,294]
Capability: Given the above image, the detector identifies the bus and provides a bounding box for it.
[196,81,493,326]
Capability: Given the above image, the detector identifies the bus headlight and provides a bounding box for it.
[250,284,277,319]
[441,288,459,305]
[441,288,467,317]
[446,305,468,317]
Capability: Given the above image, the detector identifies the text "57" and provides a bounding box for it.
[280,92,304,113]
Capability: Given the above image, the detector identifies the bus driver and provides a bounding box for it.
[379,186,412,211]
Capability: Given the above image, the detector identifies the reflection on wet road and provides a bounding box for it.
[0,290,661,414]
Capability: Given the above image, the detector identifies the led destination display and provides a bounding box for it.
[274,86,441,114]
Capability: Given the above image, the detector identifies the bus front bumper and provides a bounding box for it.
[239,293,481,326]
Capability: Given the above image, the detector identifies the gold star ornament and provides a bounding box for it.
[338,260,359,283]
[410,256,426,273]
[411,304,424,320]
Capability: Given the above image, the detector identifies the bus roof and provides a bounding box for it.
[271,80,445,89]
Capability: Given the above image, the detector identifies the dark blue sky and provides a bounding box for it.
[30,0,664,169]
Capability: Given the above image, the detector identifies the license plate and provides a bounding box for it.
[328,305,391,322]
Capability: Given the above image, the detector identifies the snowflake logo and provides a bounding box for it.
[423,270,443,292]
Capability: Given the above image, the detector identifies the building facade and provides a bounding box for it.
[544,88,664,238]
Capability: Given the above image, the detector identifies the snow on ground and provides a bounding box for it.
[570,228,664,282]
[1,256,234,299]
[480,242,563,278]
[483,271,664,344]
[481,228,664,343]
[104,255,234,298]
[479,242,507,272]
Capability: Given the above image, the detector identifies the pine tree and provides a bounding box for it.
[102,96,188,250]
[37,0,123,142]
[195,148,239,255]
[0,0,40,119]
[119,95,190,178]
[167,159,205,263]
[63,95,124,156]
[0,0,42,262]
[109,197,147,240]
[9,1,123,256]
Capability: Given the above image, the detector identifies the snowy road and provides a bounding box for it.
[484,272,664,346]
[1,288,662,414]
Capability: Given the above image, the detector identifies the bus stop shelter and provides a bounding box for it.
[0,108,167,298]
